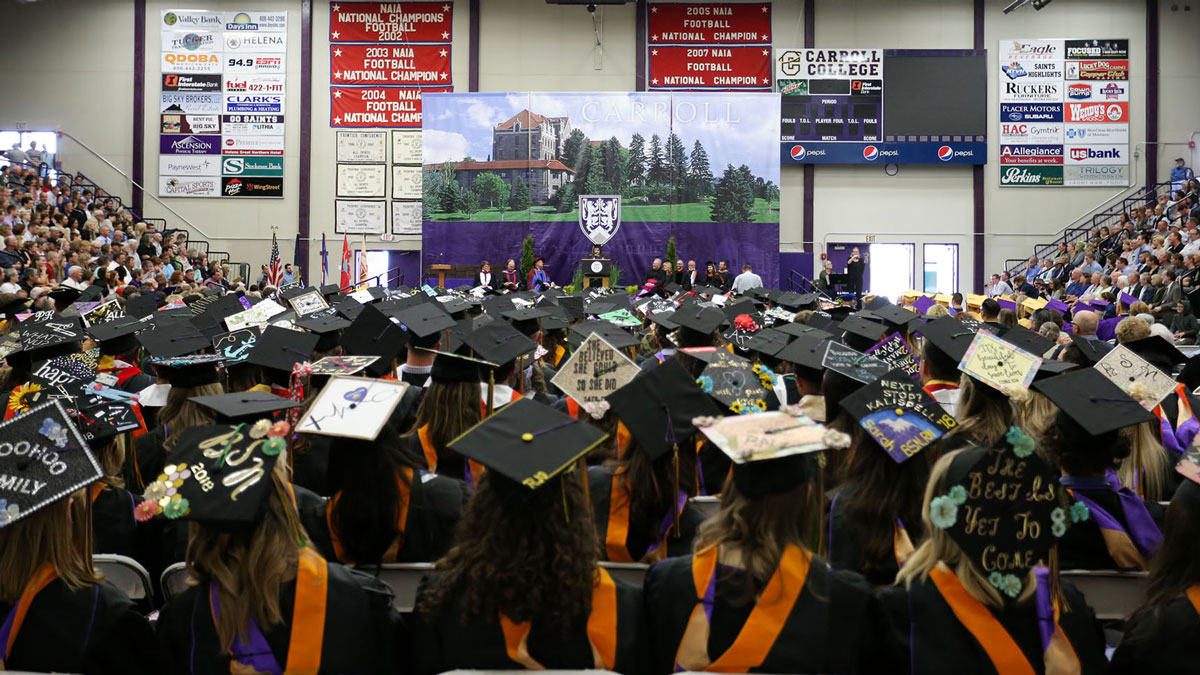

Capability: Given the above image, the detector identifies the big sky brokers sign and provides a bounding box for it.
[159,9,287,199]
[998,38,1129,188]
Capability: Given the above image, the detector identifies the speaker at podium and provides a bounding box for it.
[581,258,612,288]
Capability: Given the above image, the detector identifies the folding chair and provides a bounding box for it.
[1060,569,1150,621]
[93,554,153,604]
[160,562,192,602]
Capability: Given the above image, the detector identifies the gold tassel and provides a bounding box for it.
[486,370,495,418]
[816,454,826,557]
[579,457,592,514]
[561,473,570,524]
[672,444,681,537]
[273,476,308,548]
[518,355,525,396]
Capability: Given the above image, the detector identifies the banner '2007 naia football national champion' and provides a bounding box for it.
[420,92,781,287]
[998,38,1130,187]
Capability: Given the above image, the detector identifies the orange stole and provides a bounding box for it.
[1187,585,1200,617]
[603,468,681,563]
[1,563,58,666]
[325,468,412,564]
[417,424,484,481]
[673,544,812,672]
[928,564,1079,675]
[499,567,619,669]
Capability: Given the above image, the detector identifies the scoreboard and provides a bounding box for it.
[777,48,988,165]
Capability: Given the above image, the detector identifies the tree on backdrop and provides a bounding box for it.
[562,128,587,169]
[710,164,756,223]
[665,236,677,271]
[667,132,688,199]
[508,178,531,212]
[687,140,714,201]
[462,190,480,219]
[519,235,536,281]
[473,172,508,209]
[647,134,668,185]
[626,133,646,186]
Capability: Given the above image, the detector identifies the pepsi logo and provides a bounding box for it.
[862,146,879,161]
[790,145,806,160]
[937,146,954,162]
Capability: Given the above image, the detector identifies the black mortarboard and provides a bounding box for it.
[822,341,890,384]
[873,304,922,333]
[774,322,834,342]
[447,398,607,489]
[245,326,319,374]
[1067,333,1107,365]
[558,296,585,322]
[137,321,210,359]
[539,305,571,331]
[584,299,621,316]
[20,313,84,353]
[671,306,724,335]
[864,296,891,312]
[839,315,887,346]
[320,284,342,299]
[188,391,300,422]
[481,295,515,317]
[607,358,722,460]
[1034,359,1078,381]
[335,297,365,320]
[1033,368,1156,435]
[648,310,679,331]
[917,316,976,363]
[464,320,537,366]
[395,302,457,340]
[341,305,406,377]
[826,305,854,323]
[0,294,31,318]
[448,315,493,353]
[1124,336,1187,374]
[746,328,791,358]
[86,316,144,356]
[499,306,549,336]
[1179,356,1200,392]
[76,285,104,304]
[997,325,1054,357]
[47,286,80,306]
[777,334,831,371]
[775,292,814,311]
[568,321,640,351]
[124,293,161,319]
[294,314,350,352]
[431,350,485,384]
[0,401,101,526]
[153,422,285,528]
[839,370,957,463]
[149,354,224,387]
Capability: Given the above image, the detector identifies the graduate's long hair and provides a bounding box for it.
[0,494,98,601]
[1015,390,1059,465]
[1119,421,1170,500]
[1136,480,1200,613]
[618,436,699,551]
[420,466,598,629]
[836,427,934,577]
[326,424,416,565]
[692,472,811,599]
[400,379,480,479]
[946,375,1012,448]
[186,471,307,653]
[159,382,223,451]
[897,449,1036,607]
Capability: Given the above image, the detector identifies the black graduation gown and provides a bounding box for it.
[410,571,647,675]
[827,485,904,586]
[300,471,468,564]
[132,427,166,486]
[877,575,1108,674]
[91,484,141,560]
[643,553,880,674]
[0,578,156,674]
[155,562,401,674]
[1110,595,1200,674]
[1058,485,1165,570]
[293,434,334,496]
[587,465,705,561]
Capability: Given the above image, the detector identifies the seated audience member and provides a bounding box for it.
[413,400,646,673]
[474,260,495,289]
[1172,300,1199,344]
[979,298,1001,323]
[500,258,522,291]
[1116,316,1152,344]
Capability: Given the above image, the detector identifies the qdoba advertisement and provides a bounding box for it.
[159,9,288,198]
[998,37,1129,187]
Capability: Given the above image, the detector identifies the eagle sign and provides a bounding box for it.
[578,195,622,246]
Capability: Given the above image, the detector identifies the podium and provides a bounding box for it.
[581,258,612,288]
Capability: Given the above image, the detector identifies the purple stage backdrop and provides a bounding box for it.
[422,220,780,289]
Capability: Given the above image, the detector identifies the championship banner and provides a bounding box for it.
[329,2,453,43]
[998,38,1129,188]
[330,44,451,86]
[647,2,772,92]
[647,2,771,44]
[330,86,450,127]
[421,92,782,287]
[648,46,772,89]
[158,9,288,199]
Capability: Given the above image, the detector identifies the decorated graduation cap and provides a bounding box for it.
[341,305,407,377]
[698,350,777,415]
[0,401,101,529]
[931,436,1070,599]
[1033,367,1156,435]
[696,410,847,498]
[140,421,289,528]
[245,325,319,374]
[839,370,957,463]
[295,376,409,441]
[1123,335,1187,375]
[958,330,1042,394]
[721,314,762,352]
[307,354,380,376]
[465,319,537,366]
[188,390,300,423]
[671,305,725,336]
[916,316,976,363]
[150,354,225,388]
[447,398,607,489]
[86,316,144,356]
[20,312,84,353]
[137,321,211,359]
[551,333,639,407]
[607,357,722,460]
[822,341,890,384]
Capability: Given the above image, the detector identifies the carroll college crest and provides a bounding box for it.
[578,195,621,245]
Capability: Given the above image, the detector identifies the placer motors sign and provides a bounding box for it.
[159,9,288,198]
[998,37,1129,187]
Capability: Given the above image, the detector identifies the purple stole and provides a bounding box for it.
[1061,471,1162,571]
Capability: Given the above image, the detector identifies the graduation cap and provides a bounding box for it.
[1179,356,1200,392]
[699,350,777,414]
[539,305,572,331]
[584,299,622,316]
[822,341,890,384]
[568,321,640,351]
[934,442,1064,600]
[777,334,831,372]
[448,315,494,353]
[335,296,366,321]
[826,305,854,323]
[188,391,300,423]
[137,321,210,359]
[746,328,791,358]
[558,296,585,322]
[124,293,161,319]
[378,293,433,315]
[911,295,937,315]
[86,316,144,356]
[0,294,31,319]
[721,298,757,320]
[447,398,607,489]
[149,354,225,387]
[863,296,892,312]
[1033,368,1156,435]
[294,376,409,440]
[775,292,816,311]
[46,285,80,306]
[997,325,1054,357]
[839,315,887,347]
[20,313,84,353]
[671,305,724,336]
[481,294,516,317]
[438,297,471,317]
[307,355,380,376]
[1034,359,1078,381]
[341,305,406,377]
[430,350,487,384]
[872,304,922,333]
[245,326,319,374]
[839,370,957,463]
[146,422,286,528]
[293,314,351,352]
[1066,333,1107,366]
[396,302,458,341]
[0,401,101,528]
[1124,335,1187,374]
[550,333,640,406]
[607,358,722,460]
[464,320,537,366]
[697,412,837,498]
[320,284,342,299]
[774,322,834,343]
[916,316,975,363]
[499,306,549,336]
[648,310,680,331]
[76,285,104,305]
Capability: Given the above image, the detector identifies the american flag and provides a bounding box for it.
[267,232,283,287]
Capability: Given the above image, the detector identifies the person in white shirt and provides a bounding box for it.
[986,274,1012,297]
[731,263,763,293]
[0,270,20,295]
[61,266,89,291]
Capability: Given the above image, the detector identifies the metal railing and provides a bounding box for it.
[787,269,838,301]
[338,266,407,292]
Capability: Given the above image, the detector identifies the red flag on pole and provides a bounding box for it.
[339,235,351,289]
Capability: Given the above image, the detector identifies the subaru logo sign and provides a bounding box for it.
[790,145,806,160]
[937,146,954,162]
[862,145,880,161]
[1008,112,1022,121]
